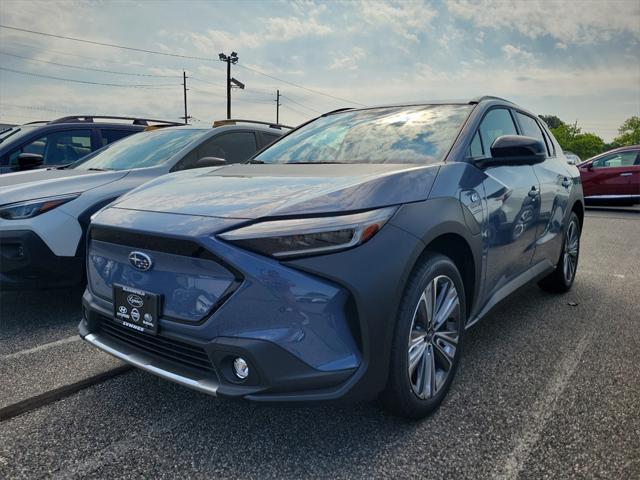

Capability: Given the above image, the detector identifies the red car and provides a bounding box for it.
[578,145,640,204]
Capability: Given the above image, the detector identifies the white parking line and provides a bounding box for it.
[0,335,81,361]
[492,330,593,480]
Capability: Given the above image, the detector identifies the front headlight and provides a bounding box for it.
[0,193,80,220]
[218,206,397,259]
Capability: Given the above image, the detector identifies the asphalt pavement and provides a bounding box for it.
[0,209,638,479]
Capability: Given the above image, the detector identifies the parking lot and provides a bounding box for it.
[0,208,638,479]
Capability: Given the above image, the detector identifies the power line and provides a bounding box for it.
[237,64,367,107]
[0,24,368,107]
[281,103,314,118]
[0,50,180,78]
[281,94,323,114]
[0,24,214,61]
[0,66,177,88]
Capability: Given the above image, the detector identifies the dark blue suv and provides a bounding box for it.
[0,115,179,174]
[80,97,584,418]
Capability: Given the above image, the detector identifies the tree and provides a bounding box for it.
[551,122,605,160]
[539,115,564,129]
[613,116,640,146]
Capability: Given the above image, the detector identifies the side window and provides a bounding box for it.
[9,129,92,166]
[468,131,483,157]
[478,109,517,157]
[200,132,258,164]
[592,151,639,169]
[540,125,556,156]
[515,112,549,155]
[258,132,281,149]
[101,129,135,147]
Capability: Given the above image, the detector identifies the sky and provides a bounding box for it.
[0,0,638,141]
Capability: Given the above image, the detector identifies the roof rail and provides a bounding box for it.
[212,119,294,130]
[48,115,182,126]
[469,96,515,105]
[23,120,49,125]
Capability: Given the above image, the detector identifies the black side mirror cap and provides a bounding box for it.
[17,153,44,170]
[196,156,226,168]
[474,135,546,168]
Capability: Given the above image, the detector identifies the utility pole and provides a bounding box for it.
[275,89,281,124]
[181,70,190,124]
[219,52,238,119]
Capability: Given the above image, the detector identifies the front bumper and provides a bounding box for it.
[0,230,83,290]
[80,214,425,402]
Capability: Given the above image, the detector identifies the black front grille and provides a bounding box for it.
[99,318,215,374]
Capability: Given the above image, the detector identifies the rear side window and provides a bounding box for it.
[9,129,92,166]
[101,129,136,147]
[515,112,549,155]
[478,108,517,156]
[200,131,258,163]
[258,132,281,149]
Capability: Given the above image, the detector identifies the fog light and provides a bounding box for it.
[233,357,249,380]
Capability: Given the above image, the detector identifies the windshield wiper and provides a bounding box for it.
[247,159,264,164]
[87,167,112,171]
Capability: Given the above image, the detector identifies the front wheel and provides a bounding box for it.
[538,211,581,293]
[381,254,466,419]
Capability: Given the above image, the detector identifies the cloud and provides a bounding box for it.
[329,47,366,71]
[186,16,331,53]
[502,44,535,62]
[359,0,438,43]
[448,0,640,44]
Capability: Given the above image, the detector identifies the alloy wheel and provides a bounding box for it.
[563,220,579,283]
[407,275,461,400]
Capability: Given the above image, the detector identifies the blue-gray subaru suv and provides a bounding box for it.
[80,96,584,418]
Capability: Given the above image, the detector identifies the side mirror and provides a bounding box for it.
[17,153,44,170]
[489,136,546,164]
[196,156,226,168]
[587,163,593,171]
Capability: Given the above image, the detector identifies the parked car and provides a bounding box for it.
[0,120,288,289]
[0,115,180,174]
[80,96,584,418]
[563,151,581,165]
[578,145,639,204]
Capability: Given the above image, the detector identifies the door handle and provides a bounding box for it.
[620,172,633,177]
[562,178,571,188]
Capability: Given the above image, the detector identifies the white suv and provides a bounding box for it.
[0,120,288,290]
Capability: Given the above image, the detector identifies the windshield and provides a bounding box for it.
[72,128,209,171]
[254,104,472,165]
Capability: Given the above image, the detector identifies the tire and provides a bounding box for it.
[538,211,581,293]
[381,253,466,419]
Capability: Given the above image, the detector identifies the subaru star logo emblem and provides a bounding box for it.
[128,251,152,271]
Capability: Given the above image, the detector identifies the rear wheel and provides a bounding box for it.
[381,254,465,419]
[538,211,581,293]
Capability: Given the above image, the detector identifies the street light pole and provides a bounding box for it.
[219,52,238,120]
[276,89,281,124]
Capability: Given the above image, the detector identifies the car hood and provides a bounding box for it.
[0,168,129,205]
[110,163,439,219]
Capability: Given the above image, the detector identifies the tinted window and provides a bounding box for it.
[101,129,136,147]
[258,132,281,148]
[468,131,483,157]
[592,151,638,169]
[203,132,258,163]
[9,129,92,166]
[72,128,208,171]
[254,105,472,164]
[478,109,517,156]
[516,112,548,155]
